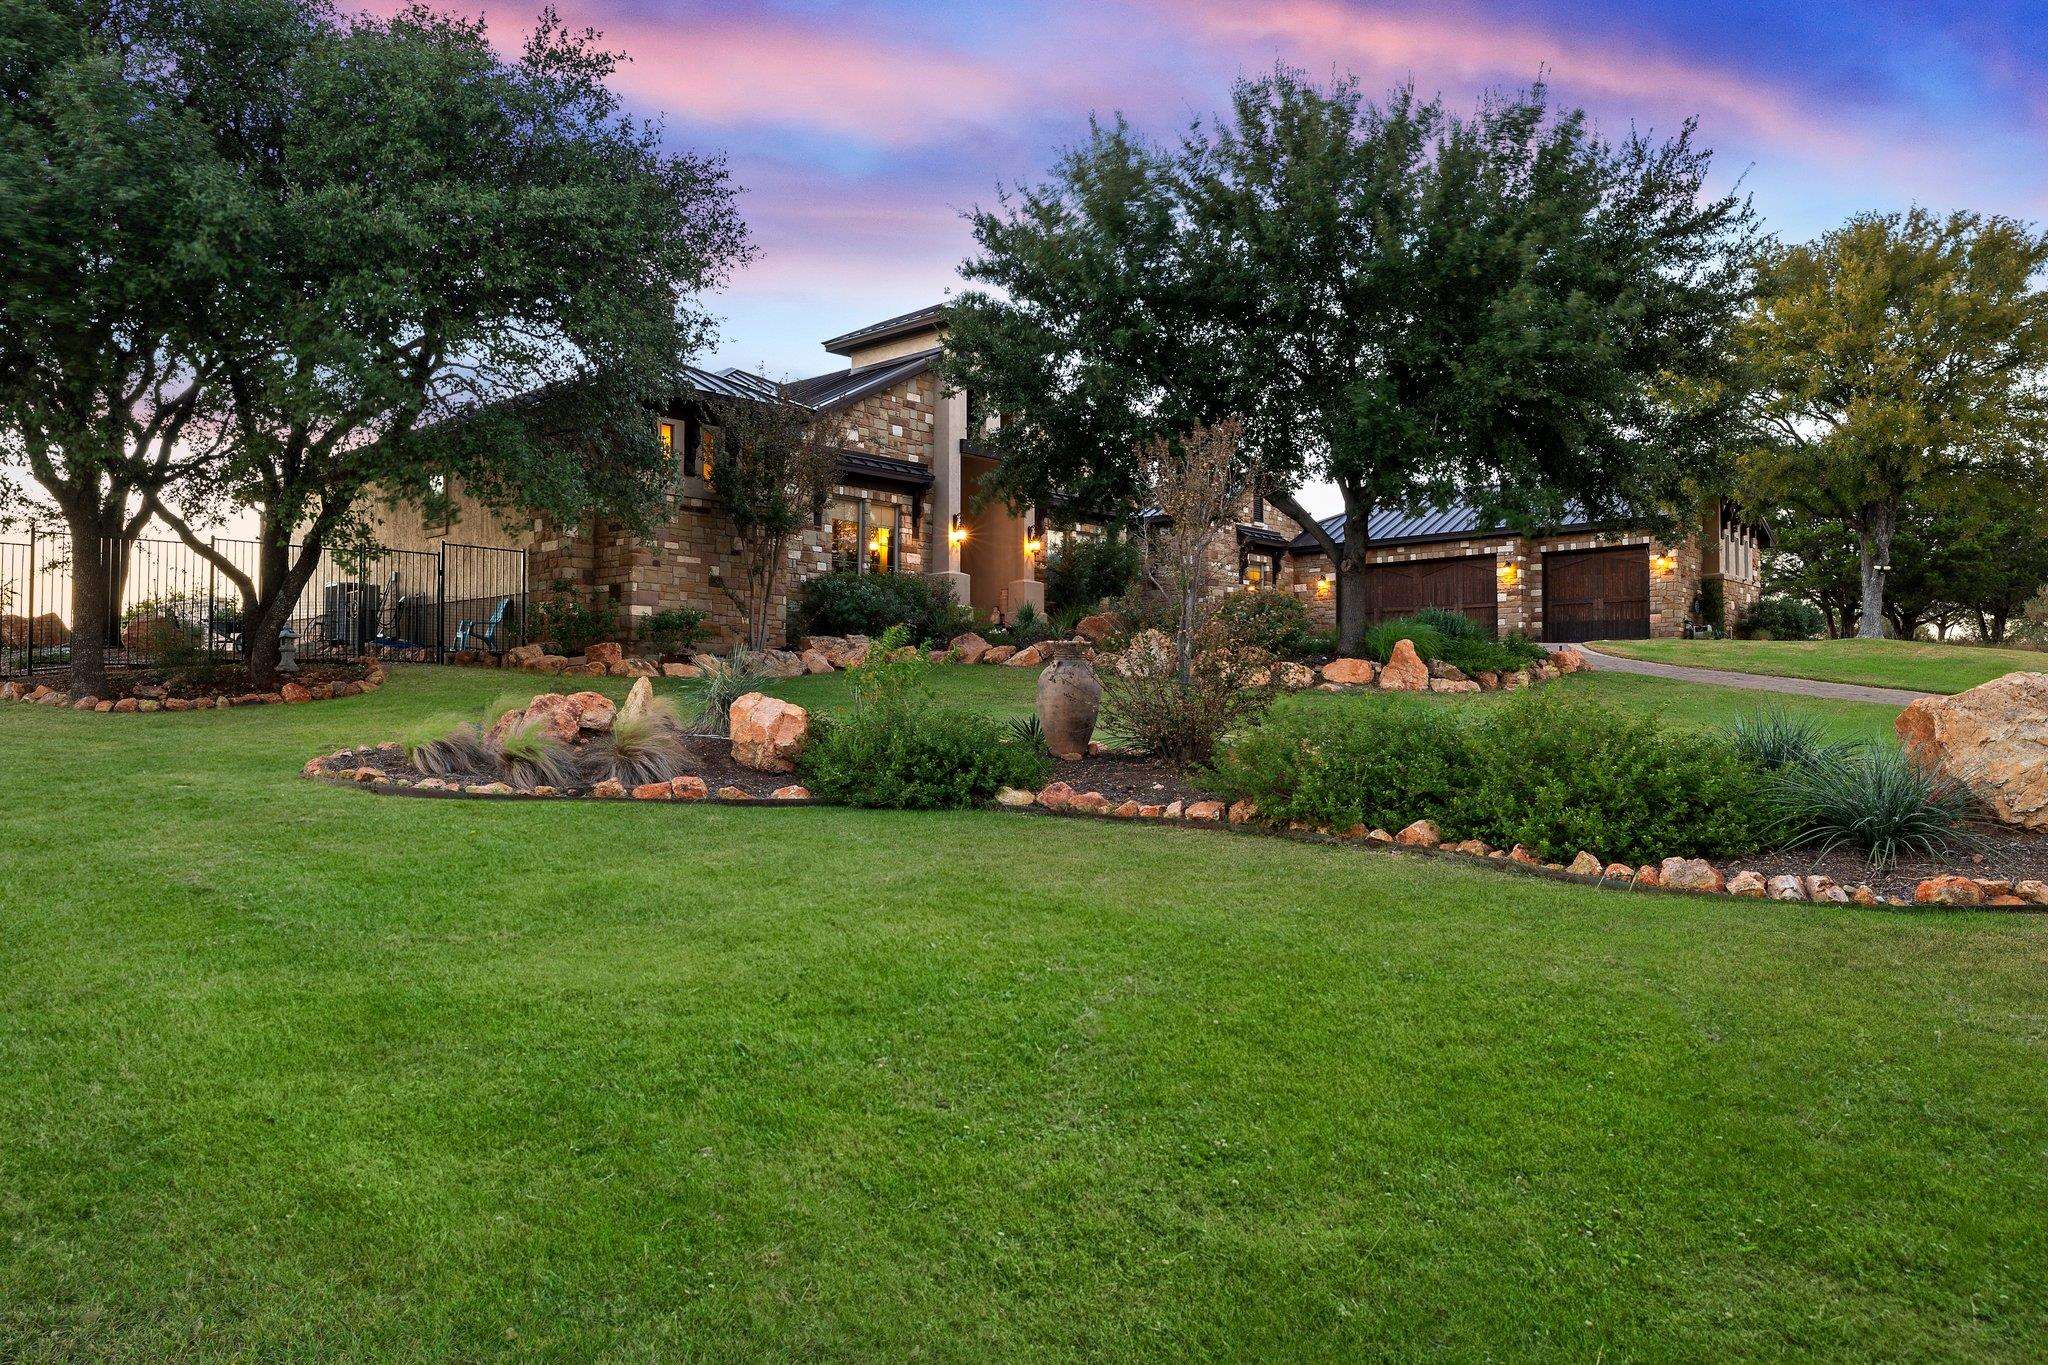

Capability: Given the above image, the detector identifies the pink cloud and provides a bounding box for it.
[1142,0,1875,162]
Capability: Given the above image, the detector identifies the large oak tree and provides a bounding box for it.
[1737,209,2048,638]
[943,71,1757,651]
[136,0,750,684]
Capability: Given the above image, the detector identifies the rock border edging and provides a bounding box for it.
[1,665,388,713]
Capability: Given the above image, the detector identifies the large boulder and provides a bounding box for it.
[729,692,809,773]
[1321,657,1376,686]
[492,690,616,744]
[1074,613,1118,644]
[1006,642,1050,668]
[1376,639,1430,691]
[1895,672,2048,831]
[947,632,991,664]
[585,642,624,666]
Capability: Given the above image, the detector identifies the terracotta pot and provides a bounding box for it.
[1035,642,1100,760]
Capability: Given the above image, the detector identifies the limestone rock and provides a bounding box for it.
[1727,870,1767,897]
[1006,643,1050,668]
[1074,613,1117,644]
[1321,657,1376,686]
[1765,875,1806,901]
[586,642,624,666]
[995,787,1036,808]
[1913,875,1984,907]
[983,645,1017,665]
[1567,851,1604,877]
[800,649,836,675]
[1377,639,1429,692]
[1659,857,1726,893]
[771,785,811,800]
[947,632,991,664]
[662,662,701,679]
[1035,781,1077,811]
[728,692,809,773]
[1895,671,2048,831]
[1184,800,1225,821]
[1273,661,1317,691]
[1552,646,1590,673]
[671,775,709,800]
[1394,819,1440,848]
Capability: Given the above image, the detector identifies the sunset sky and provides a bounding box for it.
[353,0,2048,384]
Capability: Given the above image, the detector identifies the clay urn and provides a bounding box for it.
[1035,641,1101,761]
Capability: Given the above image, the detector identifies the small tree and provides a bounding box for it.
[1137,421,1244,684]
[1738,209,2048,638]
[706,393,838,652]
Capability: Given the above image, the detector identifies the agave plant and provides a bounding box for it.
[401,718,494,779]
[492,715,576,791]
[1769,746,1981,869]
[1007,714,1049,754]
[580,709,691,789]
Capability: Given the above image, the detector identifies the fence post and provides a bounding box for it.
[435,543,447,664]
[206,538,218,662]
[24,524,36,676]
[518,549,529,651]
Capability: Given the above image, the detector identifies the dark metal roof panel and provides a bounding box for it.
[835,449,933,488]
[785,349,937,410]
[822,304,946,355]
[1286,503,1604,552]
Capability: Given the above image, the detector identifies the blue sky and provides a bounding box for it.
[356,0,2048,382]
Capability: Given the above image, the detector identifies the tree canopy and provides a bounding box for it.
[944,69,1759,650]
[1736,208,2048,637]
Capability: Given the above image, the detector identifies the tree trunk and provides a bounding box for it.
[241,533,323,689]
[64,515,113,697]
[1336,499,1372,656]
[1856,502,1894,640]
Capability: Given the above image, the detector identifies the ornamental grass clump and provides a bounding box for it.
[1768,746,1979,869]
[1729,709,1849,773]
[580,709,691,789]
[401,718,493,779]
[492,716,575,791]
[690,654,767,735]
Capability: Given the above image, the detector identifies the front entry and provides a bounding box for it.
[1543,546,1650,642]
[1358,554,1499,635]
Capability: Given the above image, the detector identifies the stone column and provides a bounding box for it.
[927,383,971,607]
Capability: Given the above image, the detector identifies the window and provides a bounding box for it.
[694,419,712,482]
[826,497,901,575]
[658,421,674,455]
[1241,548,1282,587]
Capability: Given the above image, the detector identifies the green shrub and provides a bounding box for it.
[1206,698,1473,833]
[1408,607,1487,641]
[992,600,1058,648]
[639,608,706,656]
[1768,747,1978,869]
[1357,614,1542,675]
[800,628,1048,808]
[534,583,619,656]
[1044,536,1141,616]
[792,570,971,645]
[1215,589,1319,659]
[1209,691,1769,863]
[1458,692,1770,864]
[1360,619,1448,665]
[1736,596,1824,641]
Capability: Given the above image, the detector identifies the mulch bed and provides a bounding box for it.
[1713,820,2048,903]
[307,732,808,801]
[1045,751,1216,807]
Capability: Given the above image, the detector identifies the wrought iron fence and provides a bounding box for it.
[0,527,527,679]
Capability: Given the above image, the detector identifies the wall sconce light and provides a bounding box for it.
[948,514,968,548]
[1024,535,1044,558]
[1314,575,1334,600]
[1651,551,1678,576]
[1497,561,1520,588]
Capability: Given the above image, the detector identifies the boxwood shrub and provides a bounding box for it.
[1208,691,1768,864]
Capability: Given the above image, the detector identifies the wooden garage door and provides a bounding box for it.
[1543,547,1649,642]
[1359,554,1498,635]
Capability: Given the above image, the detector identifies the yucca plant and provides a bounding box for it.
[401,719,493,778]
[1769,746,1980,869]
[1729,710,1849,773]
[1007,714,1049,754]
[690,654,767,735]
[581,709,691,788]
[492,715,575,791]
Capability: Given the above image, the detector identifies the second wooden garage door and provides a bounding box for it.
[1358,554,1498,634]
[1542,546,1650,642]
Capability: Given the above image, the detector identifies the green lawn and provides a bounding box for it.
[1589,636,2047,694]
[3,665,2044,1358]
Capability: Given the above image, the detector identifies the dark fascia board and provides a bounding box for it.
[822,305,947,356]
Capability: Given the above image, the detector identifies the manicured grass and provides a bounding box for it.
[3,666,2043,1358]
[1589,636,2047,694]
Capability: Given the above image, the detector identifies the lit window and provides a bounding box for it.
[658,421,674,453]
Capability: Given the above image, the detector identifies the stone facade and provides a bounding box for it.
[1266,504,1758,642]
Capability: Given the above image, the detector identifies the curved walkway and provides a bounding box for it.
[1574,645,1934,707]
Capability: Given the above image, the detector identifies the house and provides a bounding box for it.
[1254,501,1762,642]
[369,304,1048,649]
[373,300,1761,649]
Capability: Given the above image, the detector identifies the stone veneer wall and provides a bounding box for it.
[529,372,938,650]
